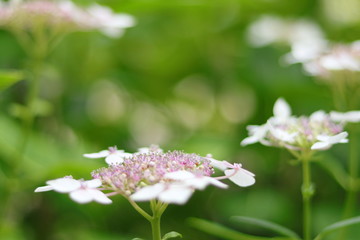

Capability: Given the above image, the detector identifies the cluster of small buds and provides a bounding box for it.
[241,98,351,151]
[35,146,255,205]
[0,0,135,38]
[304,41,360,79]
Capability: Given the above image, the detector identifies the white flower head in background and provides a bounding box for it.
[241,98,349,152]
[246,15,327,64]
[304,41,360,78]
[86,3,136,38]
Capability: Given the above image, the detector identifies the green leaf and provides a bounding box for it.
[315,154,349,190]
[132,238,145,240]
[231,216,301,240]
[0,70,24,91]
[187,217,294,240]
[162,231,182,239]
[314,216,360,240]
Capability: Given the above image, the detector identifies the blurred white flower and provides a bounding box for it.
[83,146,133,165]
[311,132,349,150]
[35,177,112,204]
[241,98,348,152]
[86,4,135,38]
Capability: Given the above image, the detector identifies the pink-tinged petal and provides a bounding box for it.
[34,186,53,192]
[164,170,195,180]
[311,141,330,150]
[225,169,256,187]
[273,98,291,120]
[159,184,194,205]
[83,150,109,159]
[84,179,102,189]
[131,184,165,202]
[88,189,112,204]
[207,158,231,171]
[46,178,81,193]
[69,189,93,204]
[105,154,124,165]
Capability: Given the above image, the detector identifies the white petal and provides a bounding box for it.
[225,169,256,187]
[158,184,194,205]
[327,132,348,144]
[184,178,209,190]
[83,150,109,158]
[88,189,112,204]
[34,186,53,192]
[273,98,291,120]
[131,184,165,202]
[69,189,93,204]
[84,179,102,189]
[330,111,360,123]
[241,135,260,146]
[105,154,124,165]
[310,111,327,121]
[46,178,81,193]
[311,141,330,150]
[208,178,228,189]
[164,171,195,180]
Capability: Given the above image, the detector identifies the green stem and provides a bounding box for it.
[301,152,314,240]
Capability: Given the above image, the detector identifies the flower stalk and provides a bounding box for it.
[300,151,314,240]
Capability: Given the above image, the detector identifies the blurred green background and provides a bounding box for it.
[1,0,360,239]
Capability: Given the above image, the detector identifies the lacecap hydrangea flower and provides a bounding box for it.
[36,145,255,205]
[0,0,135,38]
[241,98,350,151]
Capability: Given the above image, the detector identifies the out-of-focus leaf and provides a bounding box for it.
[162,231,182,239]
[0,70,24,91]
[231,216,301,240]
[187,218,294,240]
[132,238,145,240]
[314,216,360,240]
[315,155,349,190]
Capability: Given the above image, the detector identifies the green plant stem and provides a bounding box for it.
[129,198,168,240]
[344,125,358,218]
[301,152,314,240]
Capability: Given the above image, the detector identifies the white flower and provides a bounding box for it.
[330,111,360,123]
[209,160,256,187]
[86,4,135,38]
[83,146,132,165]
[311,132,349,150]
[130,183,194,205]
[35,177,112,204]
[164,170,228,190]
[240,124,269,146]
